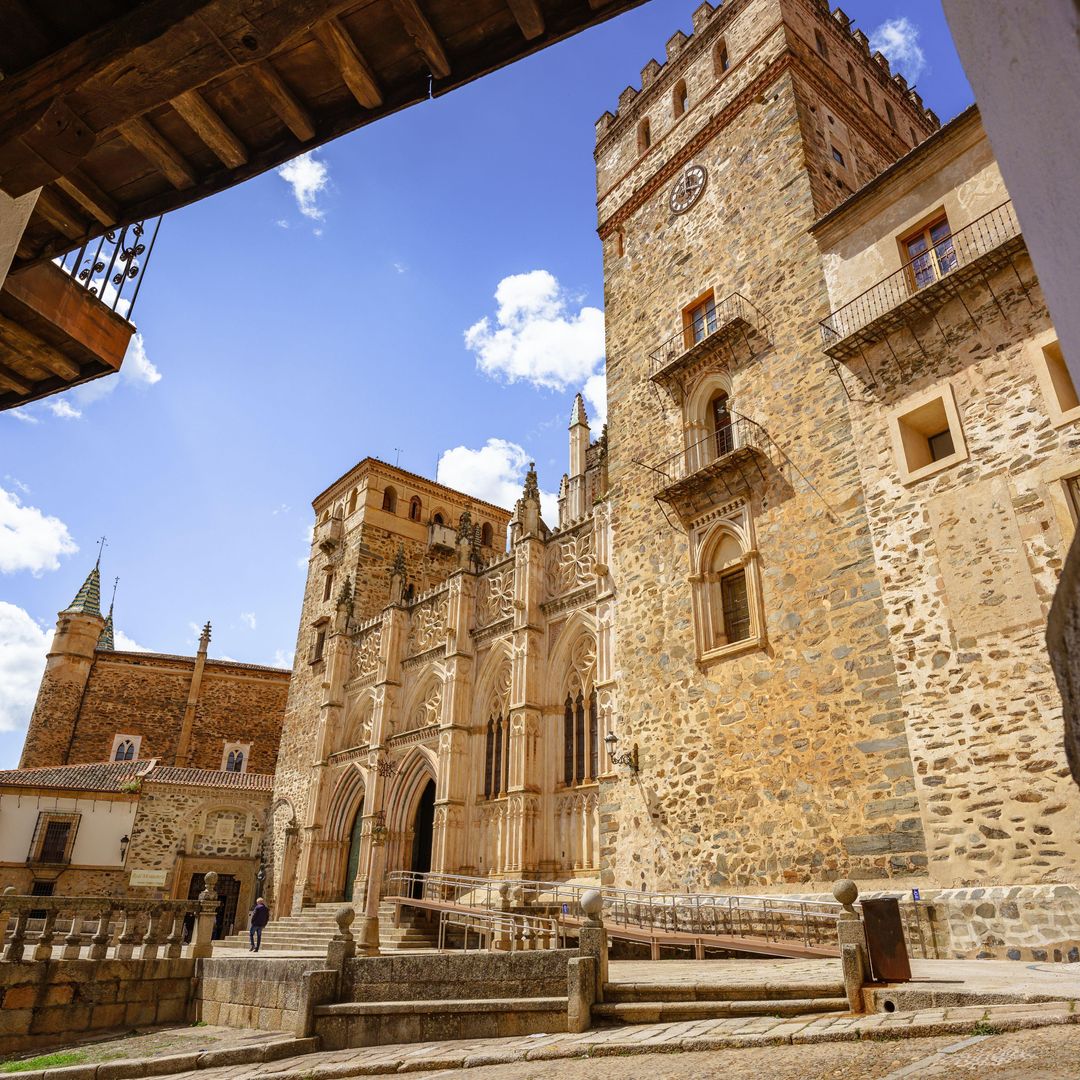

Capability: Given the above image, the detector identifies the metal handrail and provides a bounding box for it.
[638,412,772,497]
[649,291,769,377]
[53,217,162,322]
[819,200,1020,347]
[382,870,842,954]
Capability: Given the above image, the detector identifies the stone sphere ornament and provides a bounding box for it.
[832,879,859,913]
[580,889,604,920]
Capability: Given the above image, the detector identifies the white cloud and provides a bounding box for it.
[121,333,162,387]
[465,270,605,394]
[273,648,295,669]
[277,152,330,221]
[869,17,927,82]
[47,399,81,420]
[9,409,40,425]
[240,612,257,631]
[114,628,150,652]
[393,261,407,275]
[437,438,558,526]
[0,602,50,733]
[4,476,30,495]
[0,487,78,576]
[583,370,607,429]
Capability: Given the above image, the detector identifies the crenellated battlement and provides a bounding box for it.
[595,0,939,147]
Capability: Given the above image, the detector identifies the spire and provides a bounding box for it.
[522,462,540,502]
[97,575,118,649]
[198,621,211,654]
[570,393,589,428]
[62,564,102,617]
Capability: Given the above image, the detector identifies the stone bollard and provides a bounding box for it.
[32,907,58,962]
[191,871,219,959]
[577,890,608,1003]
[0,886,14,954]
[327,906,356,971]
[3,906,28,963]
[142,904,168,961]
[567,955,597,1033]
[833,880,869,1015]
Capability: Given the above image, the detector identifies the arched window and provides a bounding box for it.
[409,495,422,521]
[885,100,896,129]
[481,522,494,547]
[382,486,397,513]
[846,60,856,87]
[433,512,445,526]
[563,689,600,787]
[637,117,651,154]
[710,390,734,459]
[910,127,919,147]
[715,38,730,76]
[114,739,135,762]
[691,513,762,661]
[226,750,244,773]
[863,78,874,108]
[814,29,828,59]
[563,695,575,787]
[493,716,505,797]
[672,78,688,119]
[347,489,358,515]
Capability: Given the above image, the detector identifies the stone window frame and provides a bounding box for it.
[310,616,330,664]
[110,732,141,762]
[688,502,766,665]
[222,742,250,773]
[27,811,81,866]
[1029,329,1080,428]
[887,382,969,485]
[672,77,688,120]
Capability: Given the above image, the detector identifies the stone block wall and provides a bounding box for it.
[0,958,195,1054]
[194,956,328,1032]
[342,948,575,1002]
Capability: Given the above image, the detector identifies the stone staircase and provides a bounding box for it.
[215,901,438,954]
[592,976,850,1024]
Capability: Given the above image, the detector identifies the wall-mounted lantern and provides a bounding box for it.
[604,731,640,775]
[119,834,130,861]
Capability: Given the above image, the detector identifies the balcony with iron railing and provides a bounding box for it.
[636,413,783,523]
[819,200,1025,362]
[0,217,162,411]
[649,292,770,398]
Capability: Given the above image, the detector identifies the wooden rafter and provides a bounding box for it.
[313,17,384,110]
[390,0,451,79]
[34,188,87,241]
[53,170,119,227]
[118,118,196,190]
[0,359,33,395]
[0,313,81,381]
[171,90,249,169]
[249,62,316,143]
[507,0,545,40]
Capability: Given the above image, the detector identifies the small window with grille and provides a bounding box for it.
[28,813,80,865]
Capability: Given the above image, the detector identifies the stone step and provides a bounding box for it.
[591,997,850,1024]
[603,981,846,1004]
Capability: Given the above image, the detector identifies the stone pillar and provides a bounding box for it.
[567,955,597,1033]
[191,871,219,959]
[833,880,869,1014]
[175,622,211,767]
[0,188,39,288]
[326,905,356,970]
[577,890,608,1002]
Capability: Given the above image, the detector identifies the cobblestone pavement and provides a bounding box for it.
[165,1000,1079,1080]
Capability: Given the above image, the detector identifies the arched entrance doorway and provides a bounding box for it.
[410,780,436,896]
[343,806,364,902]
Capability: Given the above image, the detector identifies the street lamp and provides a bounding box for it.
[604,731,639,775]
[119,834,130,861]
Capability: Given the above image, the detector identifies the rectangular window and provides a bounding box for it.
[323,572,334,602]
[720,569,751,643]
[927,429,955,462]
[312,627,327,663]
[684,294,718,346]
[1064,475,1080,525]
[831,146,845,167]
[903,214,957,290]
[30,880,54,921]
[889,384,968,483]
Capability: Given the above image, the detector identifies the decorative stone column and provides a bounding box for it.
[577,890,608,1001]
[834,880,869,1014]
[191,871,219,959]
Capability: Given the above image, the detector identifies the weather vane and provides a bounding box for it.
[95,535,107,566]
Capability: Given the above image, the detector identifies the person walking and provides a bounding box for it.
[248,896,270,952]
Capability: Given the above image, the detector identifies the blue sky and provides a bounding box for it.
[0,1,973,768]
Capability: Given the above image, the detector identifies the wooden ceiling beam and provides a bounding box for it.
[118,118,196,190]
[171,90,249,169]
[0,359,34,396]
[0,312,81,381]
[390,0,451,80]
[507,0,545,40]
[53,170,119,227]
[313,17,384,110]
[34,188,88,241]
[249,62,316,143]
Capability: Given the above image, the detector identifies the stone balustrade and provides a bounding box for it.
[0,870,222,964]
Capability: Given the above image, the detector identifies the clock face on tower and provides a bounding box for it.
[670,164,708,214]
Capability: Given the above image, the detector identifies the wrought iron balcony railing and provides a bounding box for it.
[54,217,162,322]
[819,200,1022,360]
[649,292,770,383]
[639,413,776,504]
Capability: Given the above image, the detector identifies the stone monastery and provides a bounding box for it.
[11,0,1080,960]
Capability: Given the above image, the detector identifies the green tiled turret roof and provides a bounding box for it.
[97,606,114,650]
[62,565,102,617]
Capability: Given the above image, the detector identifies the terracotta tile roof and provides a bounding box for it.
[0,760,274,793]
[145,767,274,791]
[0,759,154,792]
